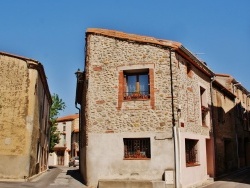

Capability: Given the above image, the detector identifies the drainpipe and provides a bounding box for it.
[75,69,82,174]
[210,76,216,178]
[169,48,180,188]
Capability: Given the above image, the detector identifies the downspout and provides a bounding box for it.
[75,70,82,174]
[210,76,216,178]
[169,48,180,188]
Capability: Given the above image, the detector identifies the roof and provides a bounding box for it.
[215,73,249,94]
[213,80,236,100]
[86,28,214,77]
[57,114,79,122]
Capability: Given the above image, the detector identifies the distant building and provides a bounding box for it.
[48,114,79,166]
[76,28,215,188]
[0,52,52,180]
[211,74,250,177]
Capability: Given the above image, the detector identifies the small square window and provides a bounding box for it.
[123,138,151,159]
[123,69,150,100]
[187,63,193,78]
[185,139,199,167]
[200,87,209,126]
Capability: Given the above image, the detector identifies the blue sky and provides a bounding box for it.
[1,1,250,117]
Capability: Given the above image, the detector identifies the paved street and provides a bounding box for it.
[202,167,250,188]
[0,166,87,188]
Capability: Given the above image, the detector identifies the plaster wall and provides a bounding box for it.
[0,54,51,179]
[48,152,57,166]
[179,131,209,188]
[0,55,31,179]
[86,132,174,186]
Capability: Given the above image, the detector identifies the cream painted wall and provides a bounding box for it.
[179,131,209,188]
[86,132,175,186]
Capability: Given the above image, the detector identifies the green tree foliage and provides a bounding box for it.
[49,94,66,152]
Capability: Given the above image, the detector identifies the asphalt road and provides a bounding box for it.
[202,168,250,188]
[0,166,86,188]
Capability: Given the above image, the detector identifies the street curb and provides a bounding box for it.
[0,169,48,183]
[27,169,48,182]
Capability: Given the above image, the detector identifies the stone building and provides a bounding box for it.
[0,52,51,180]
[212,74,250,177]
[210,77,237,176]
[75,28,215,188]
[48,114,79,166]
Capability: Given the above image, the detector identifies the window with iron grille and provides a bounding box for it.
[123,69,150,100]
[123,138,151,159]
[185,139,199,166]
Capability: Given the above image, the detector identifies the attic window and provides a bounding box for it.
[187,63,193,78]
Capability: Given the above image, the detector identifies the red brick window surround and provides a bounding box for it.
[117,64,155,109]
[117,66,155,109]
[123,69,150,100]
[123,138,151,160]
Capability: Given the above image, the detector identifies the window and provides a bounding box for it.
[185,139,199,166]
[123,69,149,100]
[200,86,209,126]
[187,63,193,78]
[123,138,151,159]
[63,125,66,131]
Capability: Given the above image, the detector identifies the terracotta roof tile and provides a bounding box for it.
[86,28,214,77]
[86,28,181,50]
[57,114,79,122]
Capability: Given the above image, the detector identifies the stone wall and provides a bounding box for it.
[86,34,175,134]
[175,55,211,136]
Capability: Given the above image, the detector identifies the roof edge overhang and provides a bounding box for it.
[86,28,214,77]
[213,80,236,100]
[57,114,79,122]
[215,73,249,94]
[176,46,214,77]
[86,28,181,50]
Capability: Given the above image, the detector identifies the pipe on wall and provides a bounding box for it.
[169,48,180,188]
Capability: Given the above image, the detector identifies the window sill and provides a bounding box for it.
[186,163,200,167]
[123,98,150,102]
[202,124,208,127]
[124,158,150,160]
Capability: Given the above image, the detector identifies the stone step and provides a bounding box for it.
[98,179,167,188]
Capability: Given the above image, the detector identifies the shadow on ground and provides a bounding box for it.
[66,168,84,184]
[216,167,250,185]
[48,166,57,170]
